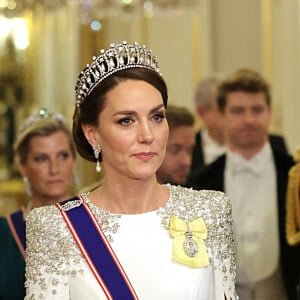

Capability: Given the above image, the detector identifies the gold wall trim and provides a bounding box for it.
[191,15,202,85]
[261,0,273,82]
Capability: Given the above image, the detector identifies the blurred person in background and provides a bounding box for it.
[191,76,288,172]
[191,77,226,171]
[0,108,77,300]
[157,104,195,185]
[187,69,299,300]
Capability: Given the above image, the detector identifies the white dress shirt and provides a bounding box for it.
[225,143,280,284]
[201,128,226,165]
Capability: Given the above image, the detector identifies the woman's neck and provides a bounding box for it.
[89,177,169,214]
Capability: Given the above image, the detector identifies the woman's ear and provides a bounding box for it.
[18,163,27,178]
[81,124,100,146]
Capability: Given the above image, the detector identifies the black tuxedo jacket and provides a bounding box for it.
[186,148,299,300]
[191,131,289,171]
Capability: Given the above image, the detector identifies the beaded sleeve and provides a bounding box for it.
[24,205,84,299]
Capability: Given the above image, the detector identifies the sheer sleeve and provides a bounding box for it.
[25,205,71,299]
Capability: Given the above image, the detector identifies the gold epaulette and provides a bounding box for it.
[286,147,300,246]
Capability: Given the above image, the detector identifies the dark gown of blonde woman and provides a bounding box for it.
[0,210,26,300]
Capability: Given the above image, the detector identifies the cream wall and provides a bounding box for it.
[271,0,300,153]
[32,0,300,155]
[29,4,80,123]
[213,0,262,72]
[212,0,300,153]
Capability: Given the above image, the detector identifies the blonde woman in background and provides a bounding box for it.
[0,108,77,300]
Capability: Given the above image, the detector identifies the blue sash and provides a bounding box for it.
[56,196,138,300]
[7,209,26,259]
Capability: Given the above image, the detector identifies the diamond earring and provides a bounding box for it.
[93,144,102,173]
[23,176,32,197]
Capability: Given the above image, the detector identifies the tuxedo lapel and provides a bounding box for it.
[186,155,225,192]
[191,131,205,171]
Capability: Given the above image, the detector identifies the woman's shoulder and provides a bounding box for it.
[26,203,61,224]
[167,184,231,213]
[26,203,69,244]
[26,196,82,223]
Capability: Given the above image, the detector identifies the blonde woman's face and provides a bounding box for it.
[84,79,169,181]
[19,131,75,203]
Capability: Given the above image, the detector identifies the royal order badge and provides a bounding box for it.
[184,231,198,257]
[169,215,210,268]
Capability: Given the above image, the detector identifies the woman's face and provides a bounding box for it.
[84,79,169,181]
[19,130,75,204]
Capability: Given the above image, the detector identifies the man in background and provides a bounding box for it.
[157,104,195,185]
[191,77,226,171]
[187,69,299,299]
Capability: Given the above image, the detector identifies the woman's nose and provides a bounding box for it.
[49,159,59,174]
[137,122,154,144]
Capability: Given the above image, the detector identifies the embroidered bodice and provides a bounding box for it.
[25,185,237,299]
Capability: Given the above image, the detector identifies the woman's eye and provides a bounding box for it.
[153,112,165,123]
[59,152,70,160]
[34,155,46,162]
[118,118,133,126]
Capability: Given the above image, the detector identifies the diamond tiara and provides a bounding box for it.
[19,108,67,134]
[75,41,161,107]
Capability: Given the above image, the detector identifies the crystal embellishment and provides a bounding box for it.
[75,41,161,107]
[61,199,82,211]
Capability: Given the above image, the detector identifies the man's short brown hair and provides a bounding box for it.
[217,68,271,112]
[166,105,194,129]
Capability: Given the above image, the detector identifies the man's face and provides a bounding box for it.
[157,125,195,185]
[223,91,272,152]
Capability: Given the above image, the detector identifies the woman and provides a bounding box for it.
[25,41,237,299]
[0,108,76,300]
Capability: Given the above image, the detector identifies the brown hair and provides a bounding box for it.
[217,68,271,112]
[166,104,194,129]
[73,68,168,162]
[14,119,76,165]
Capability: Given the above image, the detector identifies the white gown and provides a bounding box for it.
[25,185,237,299]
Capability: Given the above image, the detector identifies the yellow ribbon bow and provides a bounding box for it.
[169,215,210,268]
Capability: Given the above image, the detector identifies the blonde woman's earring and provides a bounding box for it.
[73,170,80,190]
[23,176,32,197]
[93,144,102,173]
